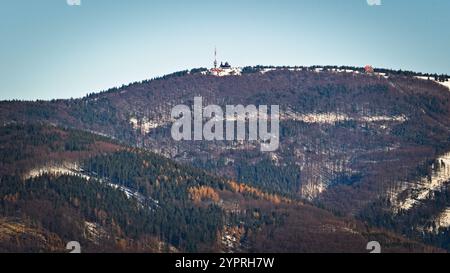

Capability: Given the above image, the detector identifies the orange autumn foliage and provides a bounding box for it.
[228,181,291,205]
[188,186,220,203]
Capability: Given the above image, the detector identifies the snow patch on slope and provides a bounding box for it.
[282,109,407,125]
[390,152,450,212]
[25,163,91,181]
[436,208,450,229]
[130,116,166,134]
[24,163,159,210]
[414,76,450,91]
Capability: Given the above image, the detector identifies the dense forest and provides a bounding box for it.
[0,124,439,252]
[1,67,450,252]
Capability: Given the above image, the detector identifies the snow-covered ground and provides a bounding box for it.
[24,163,159,210]
[440,81,450,90]
[284,111,348,124]
[301,180,326,200]
[390,151,450,212]
[435,208,450,229]
[130,116,167,134]
[220,225,246,253]
[25,163,92,181]
[208,67,243,77]
[84,221,107,243]
[360,115,407,123]
[129,107,406,130]
[201,66,447,89]
[108,182,159,209]
[261,68,277,74]
[282,109,407,125]
[414,76,450,91]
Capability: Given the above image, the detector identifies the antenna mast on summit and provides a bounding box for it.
[214,47,217,69]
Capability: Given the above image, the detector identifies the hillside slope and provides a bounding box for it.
[0,124,440,253]
[1,67,450,251]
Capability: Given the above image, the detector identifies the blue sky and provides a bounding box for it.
[0,0,449,100]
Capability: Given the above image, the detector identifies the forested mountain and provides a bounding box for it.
[0,124,441,253]
[1,67,450,252]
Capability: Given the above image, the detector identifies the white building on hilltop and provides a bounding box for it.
[209,48,242,77]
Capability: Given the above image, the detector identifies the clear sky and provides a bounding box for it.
[0,0,449,100]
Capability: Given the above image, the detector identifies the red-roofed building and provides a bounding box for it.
[365,65,374,74]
